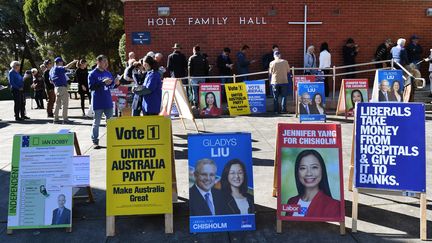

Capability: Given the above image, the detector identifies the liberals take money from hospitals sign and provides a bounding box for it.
[354,103,425,192]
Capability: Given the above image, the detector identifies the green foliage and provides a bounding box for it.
[24,0,124,69]
[119,33,126,65]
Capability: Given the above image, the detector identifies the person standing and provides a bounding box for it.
[76,59,91,116]
[406,35,423,68]
[304,45,317,75]
[319,42,331,97]
[141,56,162,115]
[374,39,393,68]
[155,52,166,76]
[88,55,119,148]
[167,43,188,96]
[49,57,77,123]
[188,45,209,107]
[31,68,45,109]
[262,44,279,71]
[391,38,409,67]
[269,51,290,114]
[342,38,359,78]
[43,59,55,118]
[8,61,29,121]
[236,44,256,81]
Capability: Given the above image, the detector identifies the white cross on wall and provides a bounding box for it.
[288,5,323,55]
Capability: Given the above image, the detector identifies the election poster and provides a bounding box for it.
[188,133,255,232]
[340,79,368,117]
[277,123,345,222]
[160,78,177,116]
[354,103,425,192]
[293,75,315,97]
[111,85,130,117]
[199,83,222,117]
[7,134,74,230]
[245,80,266,113]
[371,70,404,102]
[225,83,251,116]
[106,116,173,216]
[298,82,326,122]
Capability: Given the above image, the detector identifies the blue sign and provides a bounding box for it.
[245,80,266,113]
[132,32,151,45]
[354,103,425,192]
[377,70,404,102]
[298,82,326,122]
[188,133,255,232]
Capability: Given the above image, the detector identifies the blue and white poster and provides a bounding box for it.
[188,133,255,233]
[298,82,326,122]
[354,103,425,192]
[245,80,266,113]
[374,70,404,102]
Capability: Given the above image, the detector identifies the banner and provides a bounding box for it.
[293,75,315,95]
[188,133,255,232]
[371,70,404,102]
[7,134,74,229]
[72,156,90,187]
[298,82,326,122]
[245,80,266,113]
[160,78,177,116]
[106,116,173,216]
[343,79,368,117]
[277,123,344,222]
[199,83,222,117]
[354,103,425,192]
[225,83,251,116]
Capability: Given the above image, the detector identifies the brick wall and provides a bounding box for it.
[124,0,432,85]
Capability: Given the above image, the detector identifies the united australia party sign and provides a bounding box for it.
[354,103,425,192]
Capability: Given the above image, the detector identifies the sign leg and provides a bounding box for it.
[339,221,346,235]
[276,219,282,233]
[165,213,173,233]
[352,188,359,233]
[106,216,116,237]
[6,229,13,235]
[420,193,427,241]
[65,227,72,233]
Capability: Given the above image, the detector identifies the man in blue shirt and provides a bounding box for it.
[236,45,256,81]
[8,61,29,121]
[49,57,77,123]
[88,55,120,148]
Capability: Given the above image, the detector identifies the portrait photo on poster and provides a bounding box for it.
[279,148,341,220]
[377,70,404,102]
[199,84,222,117]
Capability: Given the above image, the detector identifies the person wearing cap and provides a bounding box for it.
[374,39,393,68]
[391,38,409,67]
[49,57,78,123]
[269,51,290,114]
[188,45,209,107]
[236,44,256,81]
[43,59,55,117]
[342,38,359,78]
[8,61,29,121]
[406,35,423,68]
[31,68,45,109]
[88,55,120,148]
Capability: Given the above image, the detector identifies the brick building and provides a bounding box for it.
[123,0,432,82]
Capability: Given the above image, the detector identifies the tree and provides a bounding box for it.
[0,0,40,73]
[118,33,126,66]
[24,0,124,68]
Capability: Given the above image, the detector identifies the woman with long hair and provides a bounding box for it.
[200,92,222,116]
[141,56,162,115]
[286,150,340,218]
[319,42,331,97]
[310,93,325,115]
[347,89,364,116]
[220,159,254,214]
[390,80,402,102]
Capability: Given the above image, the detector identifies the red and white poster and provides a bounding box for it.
[293,75,316,95]
[110,86,130,116]
[199,83,222,117]
[343,79,368,117]
[276,123,345,222]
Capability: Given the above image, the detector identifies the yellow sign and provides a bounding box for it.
[106,116,172,216]
[225,83,251,115]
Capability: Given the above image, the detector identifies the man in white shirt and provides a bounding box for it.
[319,42,331,97]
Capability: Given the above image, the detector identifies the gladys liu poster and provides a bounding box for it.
[188,133,255,232]
[199,83,223,117]
[245,80,266,113]
[344,79,368,117]
[372,70,404,102]
[298,82,326,122]
[354,102,425,192]
[106,116,173,216]
[8,133,74,230]
[277,123,345,222]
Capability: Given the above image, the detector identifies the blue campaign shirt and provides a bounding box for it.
[142,70,162,114]
[8,69,23,90]
[88,68,115,110]
[49,66,68,87]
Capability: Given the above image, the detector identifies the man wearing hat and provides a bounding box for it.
[406,35,423,68]
[269,51,290,113]
[49,57,78,123]
[167,43,187,79]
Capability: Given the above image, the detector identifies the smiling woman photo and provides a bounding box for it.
[286,149,340,218]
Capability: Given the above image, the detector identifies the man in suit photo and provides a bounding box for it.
[51,194,71,225]
[189,158,228,216]
[299,92,312,114]
[378,79,391,102]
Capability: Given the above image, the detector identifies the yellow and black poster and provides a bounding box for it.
[106,116,172,216]
[225,83,251,116]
